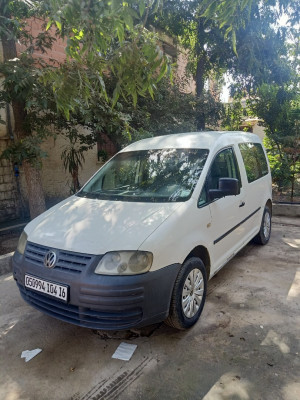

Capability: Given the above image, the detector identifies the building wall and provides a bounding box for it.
[176,50,196,94]
[252,123,265,141]
[159,32,196,95]
[40,132,100,199]
[16,18,66,65]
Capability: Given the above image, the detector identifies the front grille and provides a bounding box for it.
[25,242,94,274]
[18,284,143,330]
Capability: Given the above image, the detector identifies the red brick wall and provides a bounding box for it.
[16,18,66,65]
[97,133,118,160]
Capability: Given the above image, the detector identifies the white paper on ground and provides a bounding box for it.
[21,348,42,362]
[112,342,137,361]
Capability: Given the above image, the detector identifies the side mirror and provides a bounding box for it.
[208,178,240,201]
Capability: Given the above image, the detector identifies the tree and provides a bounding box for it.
[201,0,300,54]
[152,0,232,130]
[0,0,170,218]
[0,1,53,218]
[221,95,249,132]
[127,76,223,137]
[249,84,300,200]
[61,137,89,194]
[153,0,298,129]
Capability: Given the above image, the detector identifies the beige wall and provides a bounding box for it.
[40,132,100,198]
[252,123,265,141]
[176,50,196,94]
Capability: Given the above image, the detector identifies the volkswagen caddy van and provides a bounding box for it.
[13,131,272,330]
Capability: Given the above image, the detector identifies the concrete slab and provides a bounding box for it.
[273,203,300,217]
[0,220,299,400]
[273,215,300,227]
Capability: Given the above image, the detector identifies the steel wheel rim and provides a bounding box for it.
[182,268,204,318]
[263,212,271,239]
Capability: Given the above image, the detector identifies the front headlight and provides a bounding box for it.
[94,251,153,275]
[16,231,28,255]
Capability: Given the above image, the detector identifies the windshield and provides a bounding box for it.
[77,148,209,203]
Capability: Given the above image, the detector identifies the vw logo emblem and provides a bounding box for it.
[44,251,57,268]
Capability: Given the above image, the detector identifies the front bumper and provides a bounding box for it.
[13,244,181,330]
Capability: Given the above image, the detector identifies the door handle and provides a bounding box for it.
[239,201,245,207]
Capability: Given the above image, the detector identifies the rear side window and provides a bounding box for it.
[238,143,269,183]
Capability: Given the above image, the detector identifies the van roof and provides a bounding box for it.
[121,131,261,152]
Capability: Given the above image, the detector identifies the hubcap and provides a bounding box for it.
[182,268,204,318]
[263,212,271,239]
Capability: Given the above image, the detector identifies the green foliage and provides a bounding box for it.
[249,84,300,200]
[1,0,299,201]
[125,76,224,139]
[200,0,299,97]
[221,95,249,131]
[0,136,47,169]
[129,77,198,135]
[263,136,294,191]
[201,0,300,56]
[150,0,298,129]
[42,0,171,115]
[97,149,109,162]
[150,1,232,130]
[60,130,89,193]
[0,52,60,167]
[0,0,171,187]
[153,1,232,84]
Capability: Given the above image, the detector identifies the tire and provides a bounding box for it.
[165,257,207,330]
[253,205,272,245]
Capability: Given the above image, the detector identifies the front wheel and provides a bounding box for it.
[165,257,207,330]
[253,205,272,245]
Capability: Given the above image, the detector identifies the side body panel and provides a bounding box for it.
[139,200,212,271]
[235,143,272,239]
[207,190,249,275]
[141,137,272,279]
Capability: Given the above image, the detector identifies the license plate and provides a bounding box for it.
[24,274,69,303]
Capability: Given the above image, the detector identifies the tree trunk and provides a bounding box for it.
[71,167,80,193]
[195,19,207,131]
[11,103,47,218]
[22,161,46,219]
[290,158,295,202]
[1,16,46,219]
[291,174,294,202]
[196,56,206,130]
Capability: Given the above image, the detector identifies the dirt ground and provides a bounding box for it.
[0,218,299,400]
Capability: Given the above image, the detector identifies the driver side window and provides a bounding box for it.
[198,147,241,207]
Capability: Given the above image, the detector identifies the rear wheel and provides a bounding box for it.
[165,257,207,330]
[253,205,272,245]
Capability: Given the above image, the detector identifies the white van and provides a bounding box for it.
[13,131,272,330]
